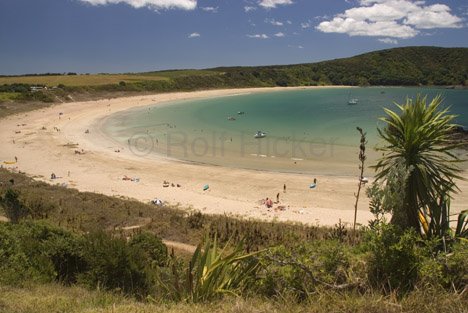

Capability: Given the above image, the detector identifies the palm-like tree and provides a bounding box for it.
[373,94,464,230]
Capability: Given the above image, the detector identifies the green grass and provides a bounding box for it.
[0,283,466,313]
[0,70,222,87]
[0,92,20,102]
[0,74,169,87]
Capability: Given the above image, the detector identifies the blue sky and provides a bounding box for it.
[0,0,467,75]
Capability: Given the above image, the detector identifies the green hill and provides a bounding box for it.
[212,46,468,87]
[0,46,467,109]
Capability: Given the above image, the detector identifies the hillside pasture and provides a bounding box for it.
[0,70,223,87]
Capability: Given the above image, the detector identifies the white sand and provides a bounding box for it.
[1,87,466,226]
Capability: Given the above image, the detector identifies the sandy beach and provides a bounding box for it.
[1,86,467,227]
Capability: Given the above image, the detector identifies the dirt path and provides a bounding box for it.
[163,240,197,253]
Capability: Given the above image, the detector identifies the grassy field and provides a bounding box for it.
[0,92,19,102]
[0,283,465,313]
[0,70,221,87]
[0,74,169,87]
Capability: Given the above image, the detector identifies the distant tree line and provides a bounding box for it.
[1,47,467,104]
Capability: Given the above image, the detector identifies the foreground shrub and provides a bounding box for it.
[256,240,360,301]
[0,221,84,285]
[78,232,152,298]
[0,189,28,223]
[158,236,261,302]
[129,231,168,267]
[418,240,468,291]
[0,223,38,285]
[365,224,420,293]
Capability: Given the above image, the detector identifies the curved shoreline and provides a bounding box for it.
[1,86,466,226]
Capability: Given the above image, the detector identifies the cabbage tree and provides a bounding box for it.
[373,95,464,231]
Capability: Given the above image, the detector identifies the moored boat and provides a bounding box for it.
[254,130,266,138]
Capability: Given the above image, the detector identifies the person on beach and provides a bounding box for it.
[283,184,286,193]
[276,192,280,203]
[14,156,17,162]
[265,197,273,208]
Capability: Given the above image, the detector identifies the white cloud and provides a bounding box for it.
[274,32,285,37]
[78,0,197,10]
[258,0,293,9]
[247,33,269,39]
[316,0,463,39]
[318,18,418,38]
[378,37,398,44]
[188,32,200,38]
[301,22,311,29]
[404,3,463,29]
[288,44,303,48]
[201,6,217,13]
[244,6,256,12]
[265,18,284,26]
[286,20,292,24]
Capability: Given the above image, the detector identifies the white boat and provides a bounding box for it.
[227,116,236,121]
[254,131,266,138]
[347,91,358,105]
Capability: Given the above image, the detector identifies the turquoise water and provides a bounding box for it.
[102,87,468,175]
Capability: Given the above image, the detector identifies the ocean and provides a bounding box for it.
[101,87,468,176]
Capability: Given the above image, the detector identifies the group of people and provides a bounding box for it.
[264,179,317,209]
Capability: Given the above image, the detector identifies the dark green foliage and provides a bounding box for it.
[0,223,37,285]
[0,221,85,285]
[0,221,170,298]
[373,95,464,231]
[365,224,420,293]
[0,189,28,223]
[78,232,153,297]
[0,83,36,93]
[159,236,261,302]
[214,47,468,87]
[129,231,168,267]
[257,241,356,300]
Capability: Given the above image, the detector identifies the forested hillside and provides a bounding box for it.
[0,47,466,108]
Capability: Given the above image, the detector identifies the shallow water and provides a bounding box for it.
[102,87,468,176]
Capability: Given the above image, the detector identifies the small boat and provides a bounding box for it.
[348,98,358,105]
[254,131,266,139]
[237,111,245,115]
[227,116,236,121]
[347,91,358,105]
